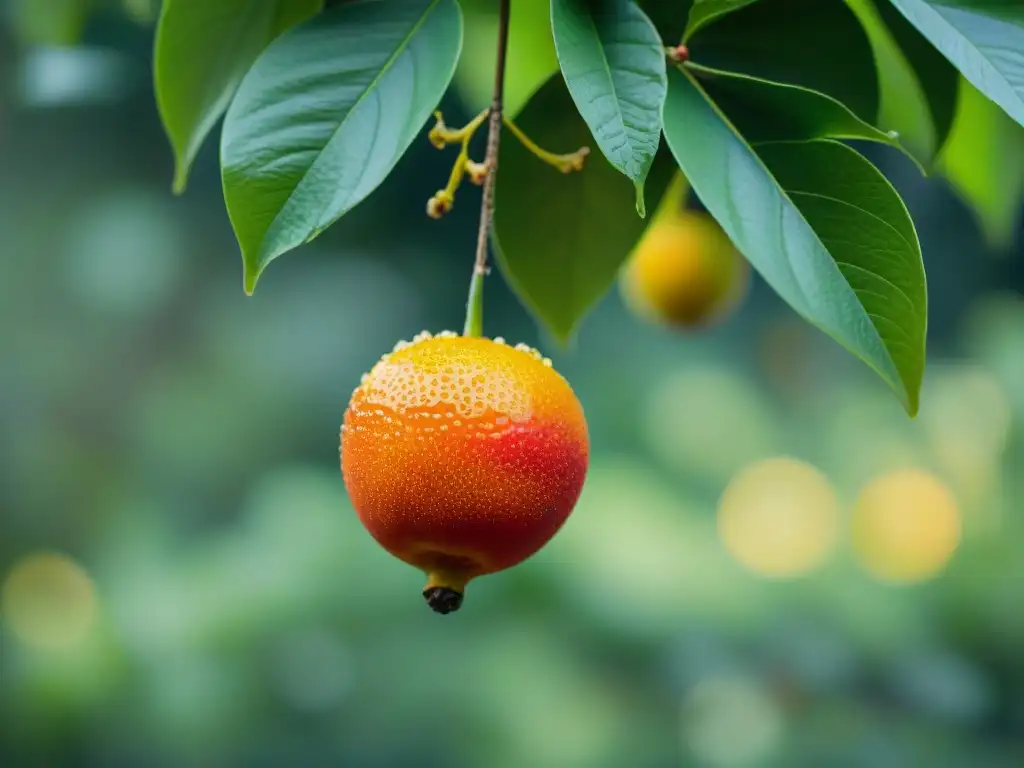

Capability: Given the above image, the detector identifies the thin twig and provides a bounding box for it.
[473,0,510,278]
[463,0,511,336]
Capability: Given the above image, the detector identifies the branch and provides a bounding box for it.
[463,0,511,338]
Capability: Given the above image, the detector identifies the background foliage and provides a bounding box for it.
[2,1,1024,767]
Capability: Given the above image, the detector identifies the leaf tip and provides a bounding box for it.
[171,163,190,196]
[544,319,579,351]
[243,263,261,297]
[904,391,920,419]
[634,182,647,218]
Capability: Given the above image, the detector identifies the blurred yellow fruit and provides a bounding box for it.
[851,468,961,583]
[2,552,98,650]
[718,457,840,578]
[621,210,749,329]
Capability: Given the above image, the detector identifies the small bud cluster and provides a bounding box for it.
[558,147,590,174]
[427,112,450,149]
[667,44,689,64]
[425,110,490,220]
[466,160,489,186]
[427,191,453,219]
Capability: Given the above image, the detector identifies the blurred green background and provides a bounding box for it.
[3,3,1024,767]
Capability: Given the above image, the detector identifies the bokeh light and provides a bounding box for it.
[460,622,627,768]
[270,628,356,714]
[888,647,993,725]
[717,457,840,578]
[547,457,750,637]
[823,390,925,489]
[919,364,1011,513]
[961,293,1024,419]
[851,469,962,584]
[645,364,779,485]
[680,675,784,767]
[756,315,820,402]
[18,47,134,107]
[62,188,186,315]
[2,552,99,651]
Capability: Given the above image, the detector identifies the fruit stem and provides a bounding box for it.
[464,268,485,336]
[463,0,510,338]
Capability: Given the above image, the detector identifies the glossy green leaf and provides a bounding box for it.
[874,0,959,149]
[940,78,1024,249]
[550,0,667,216]
[885,0,1024,127]
[663,69,926,414]
[494,74,675,343]
[155,0,323,194]
[8,0,91,45]
[221,0,462,294]
[688,0,880,121]
[685,0,760,38]
[690,64,905,150]
[454,0,558,115]
[847,0,958,166]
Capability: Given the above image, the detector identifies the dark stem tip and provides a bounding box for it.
[423,586,464,615]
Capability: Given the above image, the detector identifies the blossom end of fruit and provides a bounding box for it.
[423,567,470,614]
[423,586,464,615]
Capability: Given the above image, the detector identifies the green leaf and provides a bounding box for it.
[847,0,958,167]
[885,0,1024,127]
[940,78,1024,249]
[689,63,906,150]
[688,0,880,121]
[454,0,558,115]
[7,0,91,46]
[154,0,323,194]
[685,0,760,38]
[550,0,667,217]
[221,0,462,294]
[663,69,926,414]
[874,0,959,149]
[494,74,675,343]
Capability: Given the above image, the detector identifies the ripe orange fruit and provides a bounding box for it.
[621,209,749,329]
[341,331,589,614]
